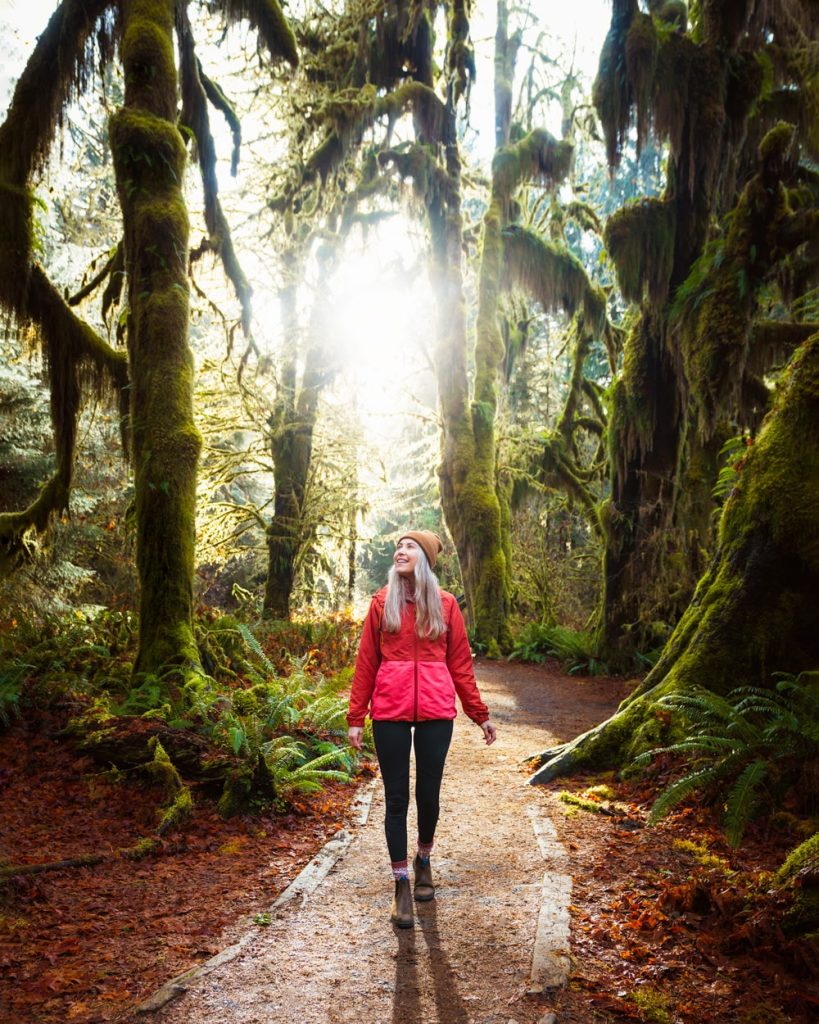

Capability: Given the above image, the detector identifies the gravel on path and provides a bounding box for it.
[135,660,626,1024]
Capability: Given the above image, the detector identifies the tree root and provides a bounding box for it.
[0,837,174,883]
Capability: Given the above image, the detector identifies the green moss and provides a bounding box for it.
[157,785,193,834]
[758,120,797,168]
[653,32,695,157]
[593,0,638,168]
[630,986,672,1023]
[625,12,659,153]
[502,225,606,333]
[224,0,298,68]
[605,198,676,308]
[0,182,33,297]
[109,109,187,188]
[491,129,573,199]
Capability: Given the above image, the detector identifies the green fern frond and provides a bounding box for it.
[0,667,25,728]
[300,694,348,732]
[648,766,722,824]
[237,623,278,679]
[724,760,768,848]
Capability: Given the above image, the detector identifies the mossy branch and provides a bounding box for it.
[178,5,253,334]
[0,838,165,882]
[303,82,446,187]
[538,436,607,541]
[222,0,298,67]
[491,128,573,200]
[68,244,121,306]
[0,0,113,181]
[198,60,242,176]
[604,197,676,308]
[501,224,607,333]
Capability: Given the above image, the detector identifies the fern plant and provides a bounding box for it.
[637,673,819,846]
[0,666,25,728]
[510,622,608,675]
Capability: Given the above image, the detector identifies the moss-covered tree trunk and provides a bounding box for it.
[110,0,201,675]
[264,246,337,619]
[595,4,766,665]
[429,124,511,649]
[530,332,819,782]
[426,4,514,650]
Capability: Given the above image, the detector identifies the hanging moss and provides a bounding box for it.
[501,225,606,334]
[0,0,112,182]
[491,129,573,200]
[675,123,802,436]
[447,0,474,103]
[593,0,639,169]
[625,12,659,155]
[604,198,676,308]
[375,81,446,143]
[653,32,696,159]
[0,183,33,307]
[700,0,752,51]
[223,0,298,68]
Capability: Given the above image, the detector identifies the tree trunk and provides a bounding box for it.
[110,0,201,675]
[595,9,760,665]
[530,333,819,782]
[429,101,511,651]
[264,247,337,618]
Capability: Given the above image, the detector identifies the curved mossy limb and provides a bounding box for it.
[0,474,69,575]
[531,332,819,781]
[177,6,253,335]
[0,3,129,567]
[222,0,298,68]
[491,128,573,202]
[604,198,676,308]
[111,0,201,676]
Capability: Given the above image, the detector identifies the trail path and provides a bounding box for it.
[137,662,625,1024]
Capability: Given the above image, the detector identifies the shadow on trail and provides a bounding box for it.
[391,901,470,1024]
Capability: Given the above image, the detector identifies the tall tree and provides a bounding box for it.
[529,0,819,780]
[0,0,296,675]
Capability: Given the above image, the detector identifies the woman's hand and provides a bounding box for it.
[480,720,497,745]
[348,726,364,750]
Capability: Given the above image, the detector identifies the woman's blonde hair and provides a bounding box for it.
[382,546,446,638]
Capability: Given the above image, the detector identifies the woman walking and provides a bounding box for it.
[347,530,497,928]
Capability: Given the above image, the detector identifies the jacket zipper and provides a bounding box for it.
[413,630,419,722]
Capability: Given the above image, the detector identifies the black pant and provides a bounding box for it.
[372,719,454,863]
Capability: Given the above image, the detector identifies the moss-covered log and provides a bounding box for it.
[529,331,819,782]
[110,0,201,675]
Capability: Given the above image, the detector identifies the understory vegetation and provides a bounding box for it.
[0,608,364,830]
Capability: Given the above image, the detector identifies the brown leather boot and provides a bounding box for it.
[413,855,435,902]
[390,878,413,928]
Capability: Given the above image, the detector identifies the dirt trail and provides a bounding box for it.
[139,661,628,1024]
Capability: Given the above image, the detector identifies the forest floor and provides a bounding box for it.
[1,659,816,1024]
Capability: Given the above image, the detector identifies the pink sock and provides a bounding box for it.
[391,860,409,880]
[417,839,433,861]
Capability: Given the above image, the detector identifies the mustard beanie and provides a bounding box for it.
[398,530,444,569]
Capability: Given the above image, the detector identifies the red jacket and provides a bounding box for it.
[346,587,490,727]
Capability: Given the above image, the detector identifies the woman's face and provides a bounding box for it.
[394,538,420,577]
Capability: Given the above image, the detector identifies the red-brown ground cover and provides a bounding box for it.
[0,710,370,1024]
